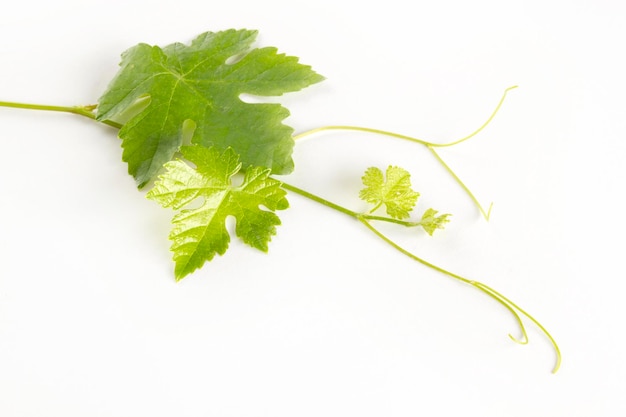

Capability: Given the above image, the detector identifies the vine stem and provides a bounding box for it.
[292,86,518,220]
[0,100,122,129]
[2,87,560,372]
[280,180,561,373]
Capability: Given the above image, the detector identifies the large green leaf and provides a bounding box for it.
[97,29,323,187]
[146,145,289,280]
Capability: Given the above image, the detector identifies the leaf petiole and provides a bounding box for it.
[0,100,122,129]
[360,213,423,227]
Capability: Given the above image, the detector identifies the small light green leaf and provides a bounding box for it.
[146,145,289,280]
[359,166,420,219]
[97,29,324,187]
[420,208,451,236]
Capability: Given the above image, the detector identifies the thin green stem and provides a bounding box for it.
[429,85,518,148]
[359,217,559,373]
[280,182,426,228]
[292,86,517,148]
[0,100,122,129]
[358,217,528,339]
[369,202,383,214]
[293,124,434,146]
[292,86,517,219]
[281,179,561,373]
[360,213,421,228]
[280,182,359,218]
[428,146,493,220]
[473,281,561,373]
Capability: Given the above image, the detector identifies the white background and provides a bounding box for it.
[1,1,624,416]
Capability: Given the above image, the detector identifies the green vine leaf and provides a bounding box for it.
[420,208,451,235]
[146,145,289,280]
[359,166,420,219]
[96,29,324,187]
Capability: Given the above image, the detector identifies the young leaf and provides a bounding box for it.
[420,208,451,235]
[359,166,420,219]
[146,145,289,280]
[96,29,324,187]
